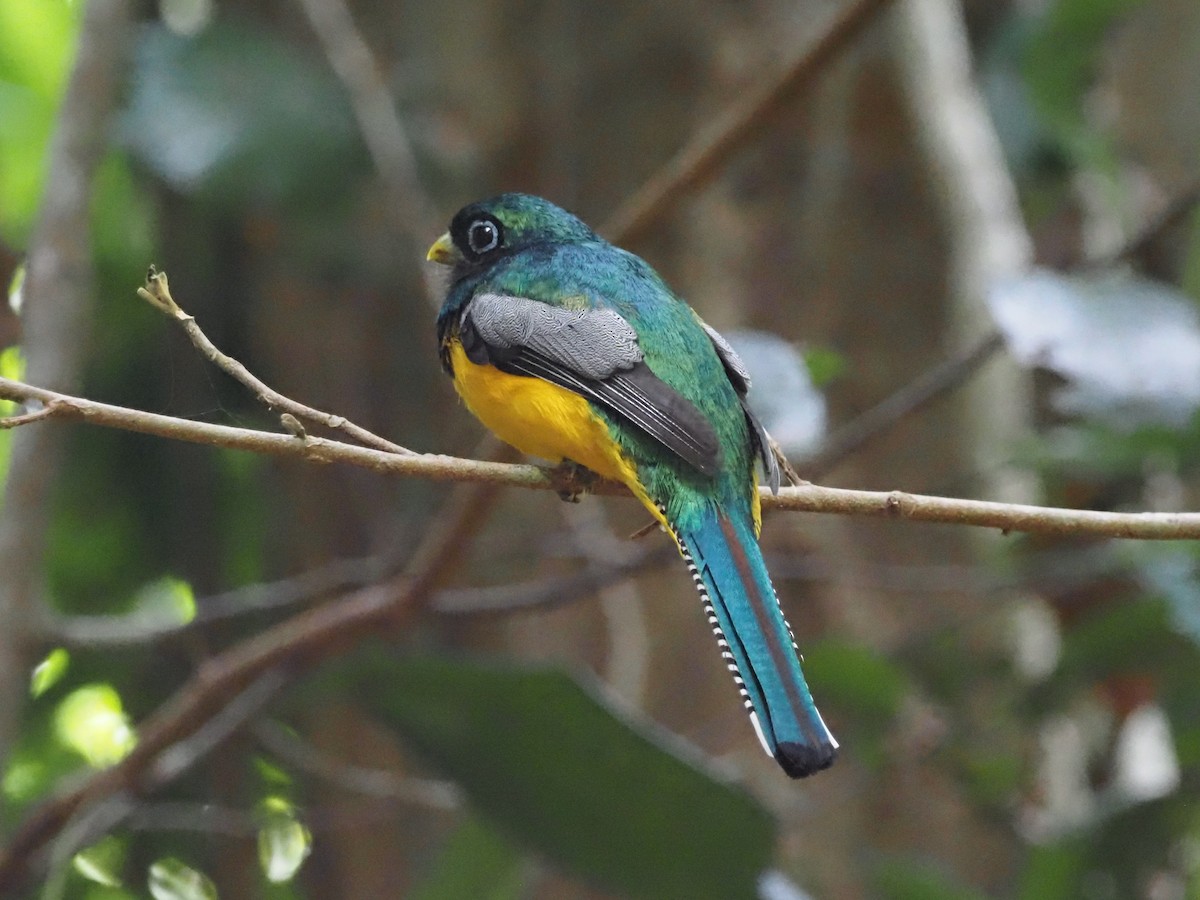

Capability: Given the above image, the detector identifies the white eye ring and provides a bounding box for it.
[467,219,500,255]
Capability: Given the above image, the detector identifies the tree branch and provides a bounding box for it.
[0,375,1196,540]
[294,0,442,307]
[601,0,896,244]
[138,266,413,455]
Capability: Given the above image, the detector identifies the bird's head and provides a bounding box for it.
[426,193,598,274]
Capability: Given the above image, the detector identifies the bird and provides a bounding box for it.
[427,193,837,778]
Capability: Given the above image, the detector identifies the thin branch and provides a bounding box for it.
[1090,180,1200,271]
[254,721,461,810]
[1,374,1198,540]
[43,553,394,647]
[46,540,670,645]
[0,403,60,430]
[433,541,671,616]
[146,670,288,788]
[800,331,1005,477]
[601,0,896,243]
[139,267,412,455]
[0,422,494,893]
[294,0,442,307]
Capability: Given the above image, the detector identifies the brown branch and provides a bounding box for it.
[433,540,674,616]
[43,553,393,647]
[0,375,1197,540]
[294,0,442,307]
[1089,180,1200,271]
[801,331,1005,477]
[601,0,896,244]
[0,436,493,892]
[0,402,60,430]
[138,267,413,455]
[253,721,461,809]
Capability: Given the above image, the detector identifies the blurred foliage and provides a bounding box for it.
[357,653,775,899]
[0,0,1198,897]
[120,20,369,213]
[410,817,524,900]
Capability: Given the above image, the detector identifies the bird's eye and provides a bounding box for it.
[466,219,501,256]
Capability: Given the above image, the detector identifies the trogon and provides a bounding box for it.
[428,193,836,777]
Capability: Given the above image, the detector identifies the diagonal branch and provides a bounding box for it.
[0,438,494,894]
[139,266,413,455]
[602,0,896,244]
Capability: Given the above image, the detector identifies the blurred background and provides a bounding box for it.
[1,0,1199,897]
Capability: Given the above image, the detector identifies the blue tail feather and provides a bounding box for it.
[678,506,836,778]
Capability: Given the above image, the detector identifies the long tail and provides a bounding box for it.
[677,506,837,777]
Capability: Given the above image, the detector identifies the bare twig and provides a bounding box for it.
[1089,180,1200,271]
[0,414,497,892]
[801,331,1005,477]
[601,0,896,244]
[147,670,288,787]
[294,0,442,307]
[434,539,673,616]
[139,267,413,455]
[0,403,60,430]
[0,375,1198,540]
[254,721,461,810]
[43,539,668,647]
[44,553,393,647]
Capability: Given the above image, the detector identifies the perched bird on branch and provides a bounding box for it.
[427,193,836,777]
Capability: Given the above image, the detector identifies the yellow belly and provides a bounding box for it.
[447,340,667,524]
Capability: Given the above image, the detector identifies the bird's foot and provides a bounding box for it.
[550,461,597,503]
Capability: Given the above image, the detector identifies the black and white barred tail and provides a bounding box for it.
[670,505,837,778]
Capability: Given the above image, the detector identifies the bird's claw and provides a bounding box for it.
[551,461,596,502]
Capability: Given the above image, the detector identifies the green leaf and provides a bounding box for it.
[30,647,70,698]
[257,798,312,884]
[0,0,82,244]
[133,576,197,627]
[73,835,126,888]
[1018,839,1087,900]
[361,654,775,900]
[147,858,217,900]
[411,817,524,900]
[873,855,989,900]
[803,639,908,720]
[6,264,23,316]
[54,683,137,768]
[121,21,368,210]
[802,344,847,388]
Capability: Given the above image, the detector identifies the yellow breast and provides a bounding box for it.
[447,339,665,524]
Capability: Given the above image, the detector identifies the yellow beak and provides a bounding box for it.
[426,232,458,265]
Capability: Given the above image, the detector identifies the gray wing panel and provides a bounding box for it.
[469,292,642,380]
[702,320,782,494]
[702,321,752,392]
